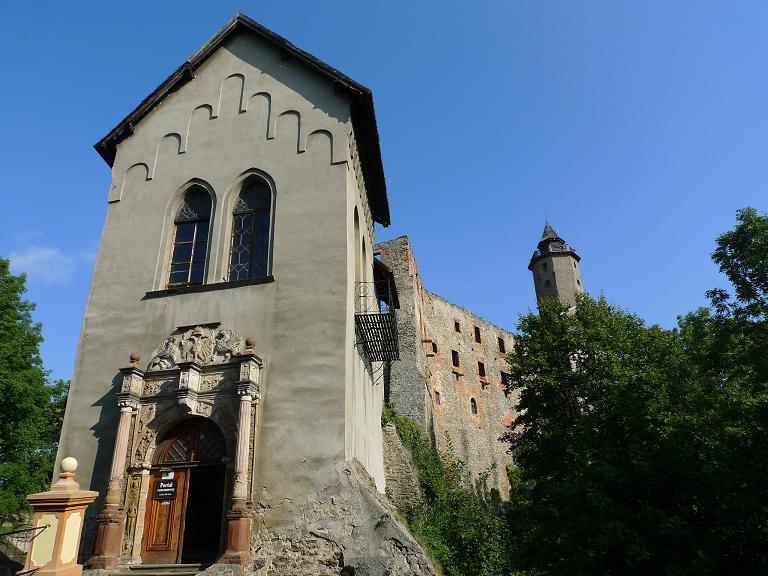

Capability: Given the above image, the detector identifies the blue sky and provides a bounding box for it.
[1,1,765,381]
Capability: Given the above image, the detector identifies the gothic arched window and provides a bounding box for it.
[168,185,212,287]
[229,176,272,281]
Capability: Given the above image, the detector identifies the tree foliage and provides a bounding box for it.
[0,257,69,523]
[505,208,768,575]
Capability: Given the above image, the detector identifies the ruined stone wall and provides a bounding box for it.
[381,423,420,515]
[375,237,431,429]
[376,237,517,497]
[425,294,517,497]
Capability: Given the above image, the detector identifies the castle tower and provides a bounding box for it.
[528,223,584,307]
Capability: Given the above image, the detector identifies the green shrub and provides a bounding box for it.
[383,404,515,576]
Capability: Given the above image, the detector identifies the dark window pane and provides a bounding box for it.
[195,221,209,239]
[172,243,193,263]
[229,180,271,281]
[189,264,205,283]
[169,270,188,285]
[175,222,195,243]
[170,263,189,274]
[192,241,207,263]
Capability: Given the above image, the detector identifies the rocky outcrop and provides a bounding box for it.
[247,461,436,576]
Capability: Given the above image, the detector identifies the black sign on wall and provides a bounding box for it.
[153,479,177,500]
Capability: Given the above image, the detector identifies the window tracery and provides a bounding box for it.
[228,176,272,281]
[169,185,212,286]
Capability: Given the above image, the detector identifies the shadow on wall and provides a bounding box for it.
[79,372,121,561]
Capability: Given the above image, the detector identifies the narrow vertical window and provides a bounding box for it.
[470,398,478,415]
[454,321,461,333]
[229,175,272,281]
[451,350,460,368]
[434,391,441,405]
[474,326,481,343]
[432,341,438,354]
[498,337,506,353]
[168,185,211,287]
[478,361,486,378]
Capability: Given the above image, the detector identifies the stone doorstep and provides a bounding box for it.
[109,564,206,576]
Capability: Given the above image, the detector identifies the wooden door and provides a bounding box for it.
[140,469,189,564]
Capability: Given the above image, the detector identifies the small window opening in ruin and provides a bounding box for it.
[577,278,581,286]
[432,341,438,353]
[470,398,478,415]
[435,391,441,405]
[474,326,481,343]
[498,337,506,353]
[451,350,460,368]
[454,321,461,333]
[478,361,486,378]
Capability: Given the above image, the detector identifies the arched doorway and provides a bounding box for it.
[141,418,226,564]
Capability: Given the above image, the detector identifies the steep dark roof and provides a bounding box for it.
[94,13,390,226]
[541,222,559,240]
[528,222,580,269]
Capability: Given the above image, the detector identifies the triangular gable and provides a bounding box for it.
[94,13,390,226]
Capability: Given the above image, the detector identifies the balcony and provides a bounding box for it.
[354,265,400,362]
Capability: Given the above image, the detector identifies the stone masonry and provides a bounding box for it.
[376,237,518,497]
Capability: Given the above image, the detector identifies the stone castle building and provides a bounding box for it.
[56,13,584,575]
[376,225,582,497]
[376,238,517,496]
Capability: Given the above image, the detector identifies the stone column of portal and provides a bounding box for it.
[89,354,143,570]
[221,339,262,566]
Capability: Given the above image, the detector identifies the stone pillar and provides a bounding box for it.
[24,458,98,576]
[221,339,262,565]
[89,355,143,570]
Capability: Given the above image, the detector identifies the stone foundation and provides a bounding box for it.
[247,461,436,576]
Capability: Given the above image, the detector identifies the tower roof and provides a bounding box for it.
[93,13,390,226]
[528,222,580,269]
[541,222,560,241]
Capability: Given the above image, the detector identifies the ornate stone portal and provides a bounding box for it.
[88,324,263,568]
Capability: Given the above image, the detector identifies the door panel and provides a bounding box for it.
[141,470,188,564]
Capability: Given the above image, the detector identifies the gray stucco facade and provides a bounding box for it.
[56,16,429,572]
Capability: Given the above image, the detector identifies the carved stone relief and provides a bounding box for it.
[147,326,243,371]
[142,378,176,396]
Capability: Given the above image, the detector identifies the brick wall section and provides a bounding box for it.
[376,236,518,497]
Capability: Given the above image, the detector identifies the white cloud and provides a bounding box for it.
[9,246,75,285]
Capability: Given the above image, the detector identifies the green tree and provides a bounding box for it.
[505,208,768,575]
[505,295,710,575]
[675,207,768,572]
[0,257,67,523]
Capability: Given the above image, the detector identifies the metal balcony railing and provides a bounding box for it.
[354,279,400,362]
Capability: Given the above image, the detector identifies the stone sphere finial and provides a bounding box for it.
[245,337,256,349]
[129,352,141,364]
[61,457,78,473]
